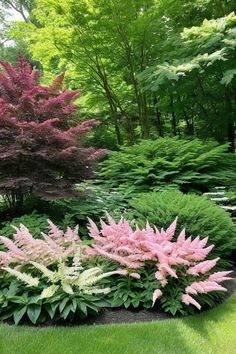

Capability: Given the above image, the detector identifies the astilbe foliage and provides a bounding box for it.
[0,54,106,208]
[86,215,233,310]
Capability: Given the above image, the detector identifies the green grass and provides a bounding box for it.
[0,292,236,354]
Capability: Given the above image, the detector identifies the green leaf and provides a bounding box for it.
[111,298,123,307]
[45,303,58,319]
[59,298,69,313]
[27,304,41,324]
[79,302,88,316]
[61,304,72,320]
[13,306,27,325]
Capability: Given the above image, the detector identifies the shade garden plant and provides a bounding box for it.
[98,138,236,195]
[0,215,233,325]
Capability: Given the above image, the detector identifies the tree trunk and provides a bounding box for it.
[153,95,164,137]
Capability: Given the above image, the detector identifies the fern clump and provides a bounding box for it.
[98,138,236,195]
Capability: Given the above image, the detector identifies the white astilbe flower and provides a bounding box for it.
[31,261,55,282]
[3,267,39,287]
[41,284,59,299]
[61,282,74,295]
[2,248,126,298]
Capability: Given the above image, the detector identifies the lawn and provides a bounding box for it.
[0,289,235,354]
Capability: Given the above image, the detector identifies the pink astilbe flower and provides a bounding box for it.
[0,220,81,267]
[181,270,232,310]
[208,271,233,283]
[186,280,227,294]
[187,258,220,275]
[87,215,232,308]
[152,289,163,305]
[182,294,201,310]
[87,215,218,283]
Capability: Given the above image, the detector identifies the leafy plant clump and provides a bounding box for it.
[128,190,236,268]
[98,138,236,195]
[49,183,129,238]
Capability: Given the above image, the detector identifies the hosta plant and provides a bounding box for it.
[86,215,233,315]
[0,278,111,325]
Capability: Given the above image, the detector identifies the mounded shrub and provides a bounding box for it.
[98,138,236,195]
[128,190,236,268]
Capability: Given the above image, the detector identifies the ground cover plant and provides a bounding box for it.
[47,183,129,238]
[0,212,49,238]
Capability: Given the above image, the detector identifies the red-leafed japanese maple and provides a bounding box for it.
[0,54,106,209]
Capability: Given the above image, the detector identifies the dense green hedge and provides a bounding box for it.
[129,190,236,268]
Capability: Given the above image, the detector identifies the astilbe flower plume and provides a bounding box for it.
[0,220,81,267]
[0,54,106,207]
[2,249,127,299]
[86,215,233,309]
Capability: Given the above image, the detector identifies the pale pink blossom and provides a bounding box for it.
[152,289,163,305]
[182,294,201,310]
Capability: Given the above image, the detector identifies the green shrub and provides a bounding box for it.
[128,190,236,268]
[98,138,236,195]
[0,211,49,238]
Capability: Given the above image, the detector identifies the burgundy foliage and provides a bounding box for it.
[0,54,106,207]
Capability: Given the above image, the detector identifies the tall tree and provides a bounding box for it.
[9,0,236,145]
[139,12,236,150]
